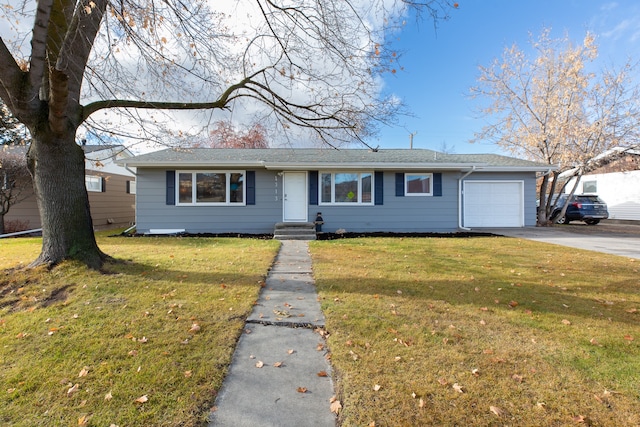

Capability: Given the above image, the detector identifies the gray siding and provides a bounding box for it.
[136,169,538,234]
[135,169,282,233]
[312,171,459,233]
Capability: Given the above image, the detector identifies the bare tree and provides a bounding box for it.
[0,151,31,234]
[470,28,640,224]
[0,0,453,268]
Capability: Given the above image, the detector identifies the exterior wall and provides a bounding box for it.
[86,170,136,230]
[136,169,538,234]
[312,171,459,233]
[464,172,539,227]
[4,172,135,232]
[135,168,282,233]
[567,171,640,221]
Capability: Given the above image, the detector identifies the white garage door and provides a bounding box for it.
[464,181,524,227]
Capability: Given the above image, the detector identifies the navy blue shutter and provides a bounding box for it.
[101,177,106,193]
[395,173,404,197]
[433,173,442,197]
[166,171,176,205]
[126,180,130,194]
[374,171,383,205]
[309,171,318,205]
[246,171,256,205]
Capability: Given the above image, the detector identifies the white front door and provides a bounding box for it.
[283,172,308,222]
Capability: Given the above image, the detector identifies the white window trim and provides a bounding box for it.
[86,175,103,192]
[319,171,374,205]
[176,170,246,206]
[405,173,433,196]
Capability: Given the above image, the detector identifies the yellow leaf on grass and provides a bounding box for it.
[67,383,80,396]
[135,395,148,404]
[78,366,90,377]
[373,384,381,391]
[78,414,90,426]
[452,383,464,393]
[189,323,201,333]
[104,391,113,401]
[490,406,504,417]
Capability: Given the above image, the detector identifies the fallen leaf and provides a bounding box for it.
[490,405,504,417]
[78,414,90,426]
[138,336,148,343]
[509,300,519,308]
[437,377,448,386]
[78,366,90,377]
[104,391,113,401]
[67,383,80,396]
[373,384,381,391]
[134,395,148,404]
[297,387,308,393]
[255,361,264,368]
[471,368,480,376]
[419,398,425,408]
[189,323,201,333]
[184,370,192,378]
[317,371,328,377]
[330,396,342,414]
[562,319,572,325]
[316,343,324,351]
[624,335,634,341]
[287,349,295,355]
[512,374,524,383]
[273,362,283,368]
[452,383,464,393]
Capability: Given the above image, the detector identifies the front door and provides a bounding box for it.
[283,172,308,222]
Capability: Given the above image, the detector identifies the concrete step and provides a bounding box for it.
[273,222,317,240]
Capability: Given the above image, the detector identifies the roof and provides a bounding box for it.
[120,148,555,172]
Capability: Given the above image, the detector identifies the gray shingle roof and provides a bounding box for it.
[120,148,555,171]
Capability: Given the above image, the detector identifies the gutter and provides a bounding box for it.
[458,167,476,230]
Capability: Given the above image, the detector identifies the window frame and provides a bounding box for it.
[319,171,374,205]
[176,170,246,206]
[404,173,433,196]
[85,175,103,192]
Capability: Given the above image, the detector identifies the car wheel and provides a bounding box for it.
[585,219,600,225]
[555,215,569,224]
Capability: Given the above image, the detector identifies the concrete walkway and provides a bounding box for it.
[209,240,336,427]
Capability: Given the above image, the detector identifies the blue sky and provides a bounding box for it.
[371,0,640,155]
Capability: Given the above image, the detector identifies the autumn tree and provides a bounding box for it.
[0,0,453,268]
[203,121,269,149]
[471,28,640,224]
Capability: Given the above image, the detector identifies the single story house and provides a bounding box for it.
[4,144,136,232]
[119,148,553,235]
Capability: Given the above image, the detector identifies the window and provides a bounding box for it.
[127,180,136,195]
[86,175,103,192]
[320,172,373,205]
[177,171,245,205]
[405,173,432,196]
[582,180,597,193]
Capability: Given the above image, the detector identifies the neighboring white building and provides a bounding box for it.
[564,148,640,221]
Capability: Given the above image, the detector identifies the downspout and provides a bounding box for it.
[458,166,476,230]
[123,163,137,233]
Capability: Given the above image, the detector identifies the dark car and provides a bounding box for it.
[551,194,609,225]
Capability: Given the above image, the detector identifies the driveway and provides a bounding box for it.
[483,222,640,259]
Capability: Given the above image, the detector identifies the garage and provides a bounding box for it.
[463,181,524,227]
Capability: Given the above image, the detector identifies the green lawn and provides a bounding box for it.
[3,234,639,426]
[0,233,279,427]
[310,237,640,426]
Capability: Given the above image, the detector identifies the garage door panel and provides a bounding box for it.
[464,181,523,227]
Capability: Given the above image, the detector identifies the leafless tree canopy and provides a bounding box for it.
[470,28,640,223]
[2,0,453,147]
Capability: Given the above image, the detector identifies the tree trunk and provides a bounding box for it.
[27,130,106,269]
[0,213,4,234]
